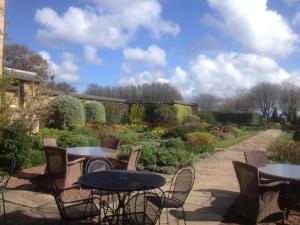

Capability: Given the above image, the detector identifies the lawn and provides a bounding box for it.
[215,131,258,148]
[277,131,293,141]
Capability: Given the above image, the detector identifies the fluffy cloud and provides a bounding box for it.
[39,51,80,82]
[119,70,168,86]
[35,0,179,49]
[169,52,290,99]
[202,0,298,57]
[84,46,102,64]
[123,45,166,66]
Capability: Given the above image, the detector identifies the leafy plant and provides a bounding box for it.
[153,104,176,124]
[163,124,208,140]
[183,114,201,124]
[172,104,192,124]
[46,95,85,130]
[185,131,215,154]
[84,101,106,125]
[129,104,145,124]
[198,111,216,124]
[103,102,128,124]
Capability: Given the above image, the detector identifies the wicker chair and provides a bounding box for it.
[44,146,85,191]
[113,146,142,171]
[43,138,57,147]
[45,172,100,225]
[0,160,15,220]
[232,161,288,223]
[101,136,120,150]
[244,150,267,167]
[104,191,165,225]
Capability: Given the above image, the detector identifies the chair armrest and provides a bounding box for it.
[258,181,289,188]
[67,157,85,166]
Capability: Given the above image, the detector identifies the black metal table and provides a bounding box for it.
[67,147,117,158]
[259,164,300,182]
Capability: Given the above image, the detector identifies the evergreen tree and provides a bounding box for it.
[271,107,279,122]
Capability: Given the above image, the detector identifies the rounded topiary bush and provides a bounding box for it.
[84,101,106,125]
[46,95,85,130]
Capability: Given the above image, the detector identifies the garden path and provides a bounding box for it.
[1,129,281,225]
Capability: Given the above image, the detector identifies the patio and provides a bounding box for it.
[0,129,289,225]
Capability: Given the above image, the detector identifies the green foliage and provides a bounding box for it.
[267,122,281,129]
[293,130,300,142]
[198,111,216,124]
[271,107,279,122]
[28,150,46,168]
[183,114,201,124]
[172,104,192,124]
[268,139,299,164]
[153,104,176,124]
[161,138,185,149]
[138,142,158,166]
[84,101,106,125]
[163,124,208,140]
[0,121,32,170]
[129,104,145,124]
[102,102,128,124]
[185,131,215,154]
[109,130,140,144]
[46,95,85,130]
[213,112,261,125]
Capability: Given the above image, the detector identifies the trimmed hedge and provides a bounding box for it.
[102,102,128,124]
[46,95,85,130]
[213,112,261,125]
[84,101,106,124]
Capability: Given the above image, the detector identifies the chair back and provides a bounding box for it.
[86,158,113,173]
[45,172,67,219]
[124,191,165,225]
[44,146,67,175]
[170,165,195,205]
[0,160,15,189]
[101,136,120,150]
[43,138,57,147]
[232,161,259,198]
[127,145,142,170]
[244,150,267,168]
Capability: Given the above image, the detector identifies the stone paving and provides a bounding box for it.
[0,129,281,225]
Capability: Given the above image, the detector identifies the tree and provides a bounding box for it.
[271,107,279,122]
[194,93,220,112]
[279,81,300,123]
[218,92,253,113]
[248,82,278,124]
[4,44,50,79]
[48,82,77,93]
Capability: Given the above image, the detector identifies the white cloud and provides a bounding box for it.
[84,46,102,64]
[169,52,290,99]
[123,45,166,66]
[35,0,179,49]
[119,70,167,86]
[202,0,298,57]
[39,51,80,82]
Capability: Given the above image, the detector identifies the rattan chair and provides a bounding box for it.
[43,138,57,147]
[232,161,288,223]
[244,150,267,167]
[114,146,142,171]
[44,146,85,191]
[104,191,165,225]
[0,160,15,220]
[45,172,100,225]
[101,136,120,150]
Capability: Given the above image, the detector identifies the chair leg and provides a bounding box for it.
[166,208,169,225]
[182,207,187,225]
[2,192,6,220]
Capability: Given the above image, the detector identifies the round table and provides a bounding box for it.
[67,147,117,158]
[259,164,300,182]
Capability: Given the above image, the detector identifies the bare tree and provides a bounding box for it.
[194,93,220,112]
[48,82,77,93]
[85,82,183,100]
[279,81,300,123]
[219,92,254,113]
[248,82,278,123]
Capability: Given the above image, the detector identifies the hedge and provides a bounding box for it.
[213,112,262,125]
[84,101,106,124]
[102,102,128,124]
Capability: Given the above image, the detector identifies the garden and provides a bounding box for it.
[0,94,260,173]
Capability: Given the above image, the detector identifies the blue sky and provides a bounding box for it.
[5,0,300,99]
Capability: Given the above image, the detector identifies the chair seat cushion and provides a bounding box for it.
[64,201,99,220]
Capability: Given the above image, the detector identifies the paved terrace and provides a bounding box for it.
[1,129,281,225]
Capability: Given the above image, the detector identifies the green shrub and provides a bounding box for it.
[72,127,97,137]
[109,130,140,144]
[268,139,299,164]
[156,147,179,167]
[163,124,208,140]
[46,95,85,130]
[267,122,281,129]
[161,138,185,149]
[183,114,201,124]
[198,111,216,124]
[0,121,32,170]
[153,104,176,124]
[173,104,192,124]
[29,150,46,168]
[185,131,215,154]
[129,104,145,124]
[228,126,243,136]
[102,102,128,124]
[84,101,106,125]
[293,131,300,142]
[139,142,158,166]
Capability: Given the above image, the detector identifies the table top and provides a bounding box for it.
[67,147,117,158]
[259,164,300,182]
[79,170,166,192]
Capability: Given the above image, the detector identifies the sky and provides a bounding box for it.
[5,0,300,100]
